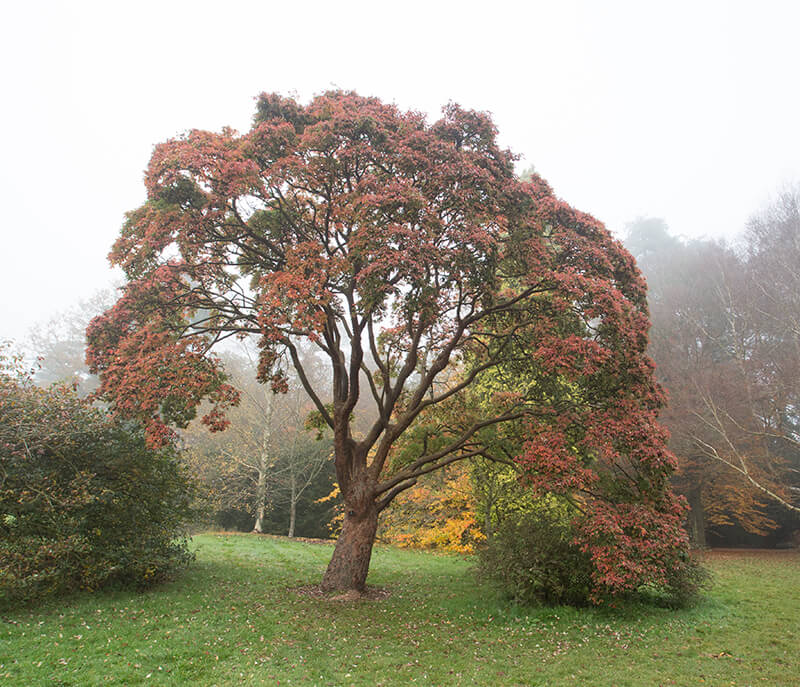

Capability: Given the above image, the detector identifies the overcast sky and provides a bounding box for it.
[2,0,799,344]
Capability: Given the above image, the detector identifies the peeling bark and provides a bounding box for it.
[321,502,378,592]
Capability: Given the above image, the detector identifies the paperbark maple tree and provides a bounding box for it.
[86,91,689,595]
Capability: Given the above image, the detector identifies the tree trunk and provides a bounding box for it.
[321,415,379,592]
[253,508,265,534]
[288,473,297,538]
[484,504,493,541]
[320,502,378,592]
[688,487,707,548]
[483,480,496,541]
[252,466,268,534]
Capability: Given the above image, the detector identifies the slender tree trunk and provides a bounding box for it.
[288,472,297,538]
[252,465,268,534]
[253,396,273,534]
[687,487,707,548]
[483,480,496,541]
[484,502,493,541]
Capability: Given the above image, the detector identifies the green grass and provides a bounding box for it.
[1,536,798,686]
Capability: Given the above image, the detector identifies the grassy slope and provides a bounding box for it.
[1,535,798,686]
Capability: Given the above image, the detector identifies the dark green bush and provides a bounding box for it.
[477,499,594,606]
[0,352,195,608]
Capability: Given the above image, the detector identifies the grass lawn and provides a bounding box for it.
[1,535,798,686]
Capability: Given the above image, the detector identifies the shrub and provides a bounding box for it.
[0,348,195,607]
[477,498,594,606]
[576,499,710,606]
[477,496,709,608]
[636,549,711,608]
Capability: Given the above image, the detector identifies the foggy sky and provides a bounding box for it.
[2,0,799,344]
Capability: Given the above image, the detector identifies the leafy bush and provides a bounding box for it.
[575,499,710,606]
[0,347,195,607]
[477,496,709,607]
[477,499,594,606]
[636,549,711,608]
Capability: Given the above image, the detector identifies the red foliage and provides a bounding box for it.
[85,268,239,447]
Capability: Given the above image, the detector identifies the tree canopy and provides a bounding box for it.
[87,91,690,597]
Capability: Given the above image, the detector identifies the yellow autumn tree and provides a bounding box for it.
[377,462,483,553]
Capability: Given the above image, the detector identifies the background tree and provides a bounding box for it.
[26,290,115,396]
[626,211,800,546]
[470,457,532,541]
[737,188,800,515]
[377,462,483,553]
[86,91,690,596]
[184,347,333,537]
